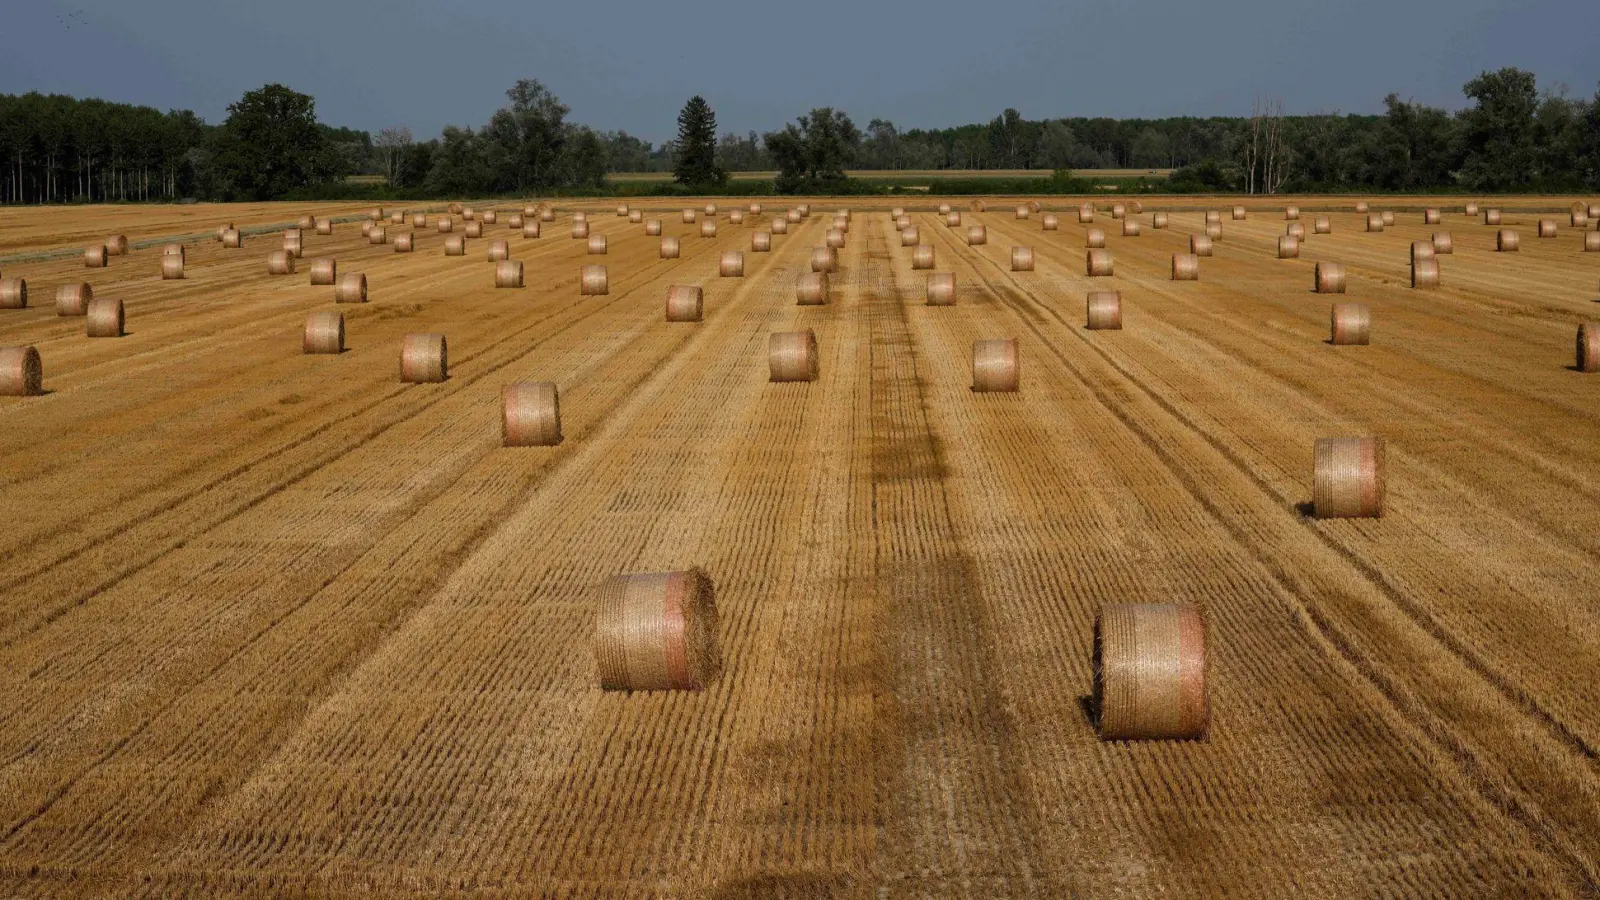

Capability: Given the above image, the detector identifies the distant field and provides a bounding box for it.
[608,168,1173,182]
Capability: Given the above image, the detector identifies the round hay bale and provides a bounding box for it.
[1366,215,1384,233]
[222,229,244,249]
[55,283,91,316]
[798,204,812,218]
[832,216,849,234]
[1286,222,1306,241]
[412,213,428,228]
[750,203,763,216]
[660,236,680,259]
[1232,206,1247,221]
[488,239,510,262]
[522,204,537,218]
[400,333,447,383]
[85,245,109,267]
[704,203,717,218]
[826,228,845,249]
[616,203,629,218]
[368,207,384,222]
[770,330,819,382]
[1411,259,1440,289]
[1330,302,1370,345]
[394,233,415,252]
[389,211,405,225]
[1030,200,1043,214]
[787,209,802,224]
[1094,603,1208,741]
[666,285,703,322]
[1381,210,1395,226]
[540,208,556,223]
[1078,203,1094,223]
[1189,234,1213,257]
[752,231,772,252]
[1086,249,1114,277]
[1497,229,1520,252]
[972,339,1019,392]
[728,210,744,225]
[303,311,345,355]
[216,223,233,242]
[581,265,609,296]
[163,243,185,260]
[1424,208,1441,225]
[796,272,828,306]
[1122,220,1142,237]
[1171,253,1200,281]
[445,235,467,256]
[938,203,952,215]
[966,225,988,246]
[1315,262,1347,293]
[1277,236,1300,259]
[312,256,340,283]
[700,221,718,239]
[1011,246,1035,271]
[1015,206,1030,220]
[1410,240,1435,263]
[1086,291,1122,330]
[268,251,296,275]
[626,209,643,225]
[1465,202,1479,216]
[1086,228,1107,249]
[1589,203,1600,219]
[571,221,589,239]
[86,297,124,337]
[1484,208,1502,226]
[1042,214,1060,231]
[106,235,128,256]
[1313,436,1385,518]
[449,202,465,215]
[160,256,184,280]
[594,568,722,692]
[523,221,542,239]
[1355,200,1370,213]
[1111,203,1126,220]
[892,206,906,218]
[970,199,986,213]
[1204,223,1224,240]
[317,218,334,235]
[503,382,563,447]
[900,226,920,247]
[1538,219,1558,238]
[0,345,42,396]
[811,247,837,273]
[945,212,962,228]
[719,251,745,278]
[494,260,524,288]
[682,209,697,224]
[1313,216,1332,235]
[645,219,663,236]
[574,211,589,224]
[1432,232,1454,254]
[283,237,304,257]
[1578,322,1600,373]
[912,244,936,270]
[587,234,607,255]
[0,278,26,308]
[509,214,524,228]
[1152,212,1169,229]
[368,227,389,246]
[1205,210,1222,225]
[771,217,788,235]
[1285,205,1300,220]
[1584,232,1600,253]
[463,207,478,221]
[1572,212,1588,228]
[437,217,455,233]
[335,272,368,304]
[895,215,912,230]
[481,210,498,225]
[926,272,956,306]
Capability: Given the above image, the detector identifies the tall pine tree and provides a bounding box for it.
[673,96,726,187]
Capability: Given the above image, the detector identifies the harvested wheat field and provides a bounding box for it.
[2,195,1600,897]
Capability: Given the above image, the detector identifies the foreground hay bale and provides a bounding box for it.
[750,202,763,216]
[85,245,109,267]
[892,206,906,218]
[1042,213,1059,230]
[163,243,185,260]
[719,251,745,277]
[311,258,337,285]
[508,214,524,228]
[1086,249,1114,277]
[216,223,233,242]
[1171,254,1199,281]
[449,202,464,215]
[629,209,644,224]
[303,311,344,354]
[967,225,988,245]
[503,382,563,446]
[1330,303,1370,345]
[1011,246,1035,271]
[646,219,663,236]
[0,345,42,396]
[1484,208,1502,226]
[1574,211,1589,228]
[481,210,498,225]
[1189,234,1212,257]
[832,215,849,233]
[770,330,819,381]
[972,338,1019,392]
[1277,236,1300,259]
[1030,200,1043,213]
[895,215,912,230]
[495,260,524,288]
[335,273,368,303]
[660,236,680,259]
[1094,603,1208,741]
[393,233,414,252]
[540,207,556,222]
[595,568,722,692]
[666,285,703,322]
[811,247,838,273]
[1152,211,1169,229]
[1286,222,1306,241]
[701,220,718,238]
[445,235,467,256]
[581,265,609,295]
[938,203,952,215]
[463,207,478,221]
[728,210,744,225]
[927,272,956,306]
[1086,291,1122,330]
[705,203,718,218]
[1411,259,1440,289]
[55,283,91,316]
[1111,203,1126,220]
[900,226,920,247]
[1578,322,1600,372]
[1085,228,1106,249]
[796,272,827,306]
[1538,219,1558,238]
[1313,436,1385,518]
[368,207,384,222]
[268,251,296,275]
[752,231,772,252]
[616,203,629,217]
[389,211,405,225]
[401,333,447,383]
[970,199,986,213]
[787,209,803,224]
[0,278,26,309]
[587,234,608,254]
[1205,210,1222,225]
[1016,205,1030,220]
[1314,216,1331,235]
[912,244,935,270]
[86,297,124,337]
[1497,229,1520,252]
[1315,262,1347,293]
[489,239,510,262]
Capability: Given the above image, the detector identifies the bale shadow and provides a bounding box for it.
[1294,500,1317,518]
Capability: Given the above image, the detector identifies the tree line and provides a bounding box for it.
[0,67,1596,203]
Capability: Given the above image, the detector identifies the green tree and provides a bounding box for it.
[208,84,336,201]
[673,96,725,187]
[498,79,571,191]
[1458,67,1539,191]
[765,108,860,193]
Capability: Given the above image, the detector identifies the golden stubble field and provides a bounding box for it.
[1,194,1599,897]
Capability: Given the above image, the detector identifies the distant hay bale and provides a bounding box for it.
[1086,291,1122,330]
[705,203,718,217]
[700,220,718,239]
[682,208,697,224]
[660,236,680,259]
[967,225,987,245]
[892,206,906,218]
[1355,200,1369,213]
[647,219,663,236]
[1366,215,1384,233]
[437,217,455,233]
[311,258,337,285]
[303,311,345,355]
[1042,214,1059,231]
[481,210,497,225]
[389,211,405,225]
[86,297,124,337]
[1205,211,1221,225]
[972,338,1019,392]
[335,272,368,303]
[268,250,296,275]
[1152,212,1169,229]
[1029,200,1043,213]
[317,218,334,235]
[1313,216,1331,235]
[1079,203,1094,223]
[394,233,414,252]
[449,202,464,215]
[1094,603,1208,741]
[912,244,935,270]
[1314,262,1346,293]
[489,239,510,262]
[1538,219,1558,238]
[771,217,788,234]
[1204,222,1223,240]
[367,227,387,245]
[1381,210,1395,226]
[594,568,722,692]
[787,209,802,224]
[719,250,745,277]
[1189,234,1213,256]
[587,234,607,254]
[1285,205,1300,220]
[832,216,849,233]
[1410,240,1435,263]
[362,221,374,237]
[1086,249,1114,277]
[1579,322,1600,373]
[970,199,986,212]
[1585,232,1600,253]
[85,245,109,267]
[946,212,963,227]
[901,226,920,247]
[1277,236,1300,259]
[400,333,448,383]
[666,285,703,322]
[522,204,537,218]
[629,209,643,224]
[55,283,91,316]
[509,214,524,228]
[1424,208,1441,225]
[1411,259,1440,289]
[1589,203,1600,218]
[1330,302,1370,345]
[540,208,555,222]
[1171,253,1199,281]
[1122,220,1141,237]
[412,213,428,228]
[283,234,303,256]
[927,272,956,306]
[571,221,589,239]
[749,202,763,215]
[368,207,384,221]
[521,220,541,239]
[1111,203,1126,219]
[1484,208,1502,226]
[1286,222,1306,241]
[463,207,478,221]
[0,345,42,396]
[1572,211,1588,227]
[769,329,819,381]
[106,235,128,256]
[796,272,828,306]
[495,260,524,288]
[1313,436,1385,518]
[445,235,467,256]
[503,382,563,446]
[938,203,952,215]
[1016,205,1030,220]
[752,231,772,252]
[0,278,25,308]
[1464,202,1479,216]
[216,223,233,242]
[1432,232,1454,254]
[581,265,609,295]
[895,215,912,230]
[1011,246,1035,271]
[1496,229,1520,252]
[1128,200,1143,214]
[1232,206,1246,220]
[811,247,838,273]
[826,228,845,249]
[1086,228,1107,249]
[616,203,629,217]
[729,210,744,225]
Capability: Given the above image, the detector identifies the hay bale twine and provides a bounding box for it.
[1286,222,1306,241]
[770,330,819,382]
[826,228,845,249]
[1189,234,1213,257]
[1432,232,1454,254]
[106,235,128,256]
[787,209,803,224]
[1094,603,1208,741]
[945,212,963,228]
[1078,203,1094,223]
[394,233,415,252]
[1277,236,1300,259]
[1205,210,1222,225]
[1011,246,1035,272]
[488,239,510,262]
[55,283,91,316]
[1465,202,1479,216]
[1585,232,1600,252]
[0,278,26,308]
[1485,208,1502,226]
[1086,249,1114,277]
[926,272,956,306]
[503,382,563,446]
[1086,228,1107,249]
[682,209,697,224]
[523,221,542,239]
[1152,211,1169,229]
[966,225,988,245]
[1410,240,1435,263]
[445,235,467,256]
[1381,210,1395,226]
[303,311,345,355]
[594,568,722,692]
[1313,436,1385,518]
[159,255,184,280]
[796,272,828,306]
[1171,253,1200,281]
[1111,203,1126,220]
[1232,206,1247,221]
[335,272,368,304]
[494,260,524,288]
[1314,262,1347,293]
[400,333,447,383]
[587,234,607,255]
[719,251,745,278]
[1355,200,1370,213]
[1314,216,1332,235]
[1016,205,1031,220]
[1366,215,1384,233]
[412,212,428,228]
[1086,291,1122,330]
[938,203,952,215]
[1043,214,1059,231]
[666,285,703,322]
[0,345,42,396]
[771,217,788,235]
[571,221,589,240]
[660,236,680,259]
[268,251,296,275]
[700,220,718,239]
[1204,223,1223,240]
[1497,229,1520,252]
[972,339,1019,392]
[581,265,609,295]
[1285,205,1300,220]
[1578,322,1600,373]
[481,210,498,225]
[912,244,936,270]
[1424,208,1441,225]
[1411,259,1440,289]
[317,218,334,235]
[1539,219,1558,238]
[811,247,838,273]
[1330,302,1370,345]
[900,226,920,247]
[85,245,109,267]
[86,297,124,337]
[1122,220,1142,237]
[752,231,772,252]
